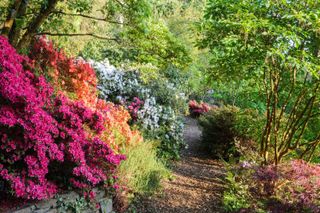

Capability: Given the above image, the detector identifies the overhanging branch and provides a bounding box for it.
[36,32,119,42]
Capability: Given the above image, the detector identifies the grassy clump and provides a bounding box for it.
[118,141,170,195]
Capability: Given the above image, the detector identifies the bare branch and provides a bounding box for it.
[36,32,119,42]
[53,11,128,25]
[114,0,128,8]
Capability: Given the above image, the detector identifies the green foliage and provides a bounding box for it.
[162,0,210,100]
[0,1,9,19]
[117,141,170,195]
[210,80,266,112]
[0,0,153,52]
[99,20,191,71]
[66,0,93,13]
[234,109,265,142]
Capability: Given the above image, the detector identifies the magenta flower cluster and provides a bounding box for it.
[128,97,144,121]
[0,36,125,200]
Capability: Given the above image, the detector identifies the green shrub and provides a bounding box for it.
[117,141,170,196]
[199,106,240,160]
[199,106,264,161]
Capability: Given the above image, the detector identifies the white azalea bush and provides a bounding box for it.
[91,60,150,101]
[137,97,161,129]
[91,60,186,160]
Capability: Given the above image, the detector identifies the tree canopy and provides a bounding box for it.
[199,0,320,164]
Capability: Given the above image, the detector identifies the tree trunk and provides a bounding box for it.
[9,0,29,46]
[16,0,60,50]
[1,0,23,37]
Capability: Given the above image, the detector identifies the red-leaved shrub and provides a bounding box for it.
[95,100,143,152]
[253,160,320,211]
[232,159,320,212]
[0,36,125,200]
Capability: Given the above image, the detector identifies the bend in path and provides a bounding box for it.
[136,117,225,213]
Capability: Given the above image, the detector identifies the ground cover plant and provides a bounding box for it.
[114,140,170,211]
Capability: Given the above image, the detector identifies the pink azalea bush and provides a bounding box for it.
[188,100,211,117]
[0,36,125,200]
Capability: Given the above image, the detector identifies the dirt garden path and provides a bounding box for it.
[135,117,226,213]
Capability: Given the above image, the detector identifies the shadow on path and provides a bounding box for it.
[136,117,225,213]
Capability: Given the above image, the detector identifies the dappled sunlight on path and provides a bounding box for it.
[136,117,225,213]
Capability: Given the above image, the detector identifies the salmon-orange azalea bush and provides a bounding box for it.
[30,37,98,108]
[30,37,142,152]
[96,100,143,152]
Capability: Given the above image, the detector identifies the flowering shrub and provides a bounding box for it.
[91,60,185,159]
[29,37,98,108]
[29,38,142,153]
[91,60,150,102]
[96,100,143,152]
[0,36,125,200]
[188,100,211,117]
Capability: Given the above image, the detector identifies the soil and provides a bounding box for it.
[134,117,226,213]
